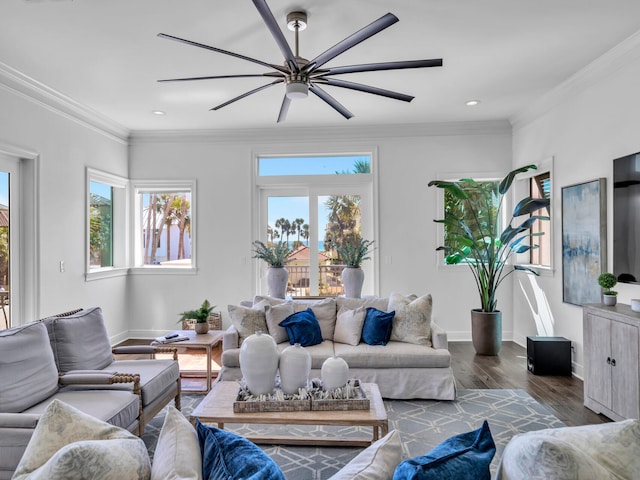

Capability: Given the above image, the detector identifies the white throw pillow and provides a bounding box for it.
[388,293,432,346]
[228,300,269,345]
[265,302,293,344]
[13,399,150,480]
[151,405,202,480]
[334,307,366,346]
[329,430,402,480]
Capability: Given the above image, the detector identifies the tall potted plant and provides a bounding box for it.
[428,165,550,355]
[336,238,374,298]
[252,240,293,299]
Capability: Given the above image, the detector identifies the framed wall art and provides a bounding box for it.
[561,178,607,306]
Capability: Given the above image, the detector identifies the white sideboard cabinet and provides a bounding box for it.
[583,304,640,421]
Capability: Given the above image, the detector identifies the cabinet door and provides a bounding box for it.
[584,313,612,409]
[611,321,640,419]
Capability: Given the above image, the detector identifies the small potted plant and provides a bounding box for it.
[178,299,215,334]
[336,238,374,299]
[252,240,293,299]
[598,273,618,306]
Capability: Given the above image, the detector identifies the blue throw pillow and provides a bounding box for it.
[361,307,395,345]
[196,420,285,480]
[392,420,496,480]
[278,308,323,346]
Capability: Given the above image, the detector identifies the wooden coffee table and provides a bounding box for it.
[190,381,388,447]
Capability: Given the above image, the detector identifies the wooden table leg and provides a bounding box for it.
[206,345,212,392]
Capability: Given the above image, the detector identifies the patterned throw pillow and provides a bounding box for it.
[12,399,150,480]
[388,293,433,346]
[228,300,269,345]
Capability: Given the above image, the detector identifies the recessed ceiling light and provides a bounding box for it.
[465,100,480,107]
[152,110,166,116]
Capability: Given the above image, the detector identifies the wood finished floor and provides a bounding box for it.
[450,341,610,426]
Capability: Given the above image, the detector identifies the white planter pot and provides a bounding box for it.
[239,331,279,395]
[279,343,311,394]
[342,266,364,299]
[267,267,288,299]
[603,294,617,306]
[321,355,349,390]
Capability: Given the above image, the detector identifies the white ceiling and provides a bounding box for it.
[3,0,640,132]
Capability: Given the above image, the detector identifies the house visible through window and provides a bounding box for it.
[257,154,374,297]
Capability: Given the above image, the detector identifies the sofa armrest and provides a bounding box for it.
[59,372,141,396]
[222,325,239,351]
[431,322,448,350]
[112,345,179,360]
[0,413,40,429]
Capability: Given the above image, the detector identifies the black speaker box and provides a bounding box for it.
[527,336,572,376]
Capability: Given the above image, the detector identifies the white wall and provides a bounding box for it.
[128,122,512,338]
[0,76,131,340]
[512,33,640,377]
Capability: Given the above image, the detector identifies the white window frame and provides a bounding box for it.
[130,179,197,275]
[253,151,378,297]
[86,168,129,281]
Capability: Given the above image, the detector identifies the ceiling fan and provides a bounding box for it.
[158,0,443,123]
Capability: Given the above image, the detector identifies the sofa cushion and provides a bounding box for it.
[329,430,402,480]
[294,297,337,341]
[13,399,150,480]
[389,293,432,346]
[151,405,202,480]
[334,306,366,346]
[196,420,285,480]
[104,359,180,408]
[265,302,293,344]
[0,322,59,412]
[362,308,395,346]
[393,420,495,480]
[279,308,323,347]
[228,300,269,345]
[42,307,114,373]
[334,341,451,369]
[496,419,640,480]
[337,296,389,312]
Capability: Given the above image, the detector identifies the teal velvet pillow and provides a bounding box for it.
[196,420,285,480]
[361,307,395,346]
[393,420,496,480]
[279,308,323,346]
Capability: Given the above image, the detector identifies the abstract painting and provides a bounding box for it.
[562,178,607,305]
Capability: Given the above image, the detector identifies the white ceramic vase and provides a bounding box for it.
[267,267,288,299]
[342,266,364,299]
[279,343,311,394]
[321,355,349,390]
[239,331,279,395]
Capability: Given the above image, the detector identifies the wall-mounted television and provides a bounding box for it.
[613,151,640,284]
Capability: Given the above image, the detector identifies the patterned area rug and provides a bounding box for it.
[142,389,564,479]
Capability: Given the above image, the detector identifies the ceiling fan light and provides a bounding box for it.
[286,81,309,99]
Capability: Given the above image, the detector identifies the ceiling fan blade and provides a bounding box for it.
[159,72,284,82]
[316,78,414,102]
[252,0,298,72]
[158,33,288,74]
[277,95,291,123]
[313,59,443,77]
[309,84,353,120]
[304,13,398,73]
[210,80,283,111]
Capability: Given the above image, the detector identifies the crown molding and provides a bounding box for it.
[129,120,511,145]
[511,29,640,130]
[0,61,130,143]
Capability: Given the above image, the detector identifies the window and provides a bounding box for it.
[132,181,195,270]
[86,169,128,278]
[529,171,551,267]
[256,154,375,297]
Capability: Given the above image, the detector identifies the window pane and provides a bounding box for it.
[141,192,192,266]
[259,155,370,176]
[530,172,551,266]
[89,181,113,267]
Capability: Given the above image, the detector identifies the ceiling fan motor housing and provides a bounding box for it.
[285,73,309,99]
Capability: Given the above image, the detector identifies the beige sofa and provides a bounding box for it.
[220,294,456,400]
[0,307,181,479]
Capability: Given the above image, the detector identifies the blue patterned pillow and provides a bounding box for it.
[279,308,323,346]
[361,307,395,345]
[196,420,285,480]
[393,420,496,480]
